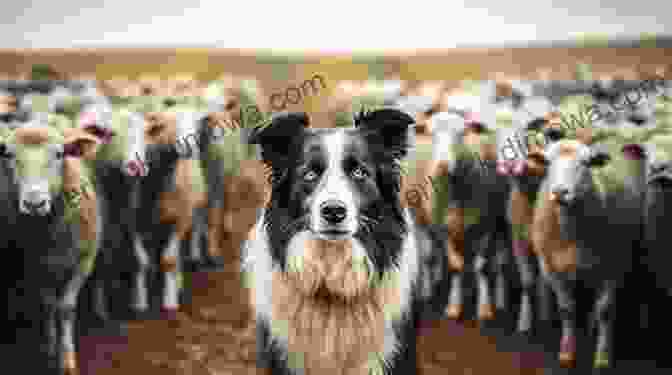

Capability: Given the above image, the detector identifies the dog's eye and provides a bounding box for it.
[351,166,368,179]
[303,170,319,182]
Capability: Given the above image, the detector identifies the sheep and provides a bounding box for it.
[496,112,560,334]
[403,170,452,332]
[166,108,220,272]
[74,109,154,324]
[169,107,244,271]
[177,87,266,271]
[645,135,672,285]
[126,106,235,319]
[0,124,102,375]
[427,109,510,322]
[634,133,672,360]
[531,131,649,368]
[644,134,672,283]
[497,88,598,332]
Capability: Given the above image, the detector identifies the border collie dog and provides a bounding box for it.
[243,109,431,375]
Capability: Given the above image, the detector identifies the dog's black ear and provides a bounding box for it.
[355,108,415,159]
[247,111,309,165]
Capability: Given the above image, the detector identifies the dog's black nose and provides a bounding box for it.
[320,200,347,224]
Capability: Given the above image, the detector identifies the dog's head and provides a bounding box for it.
[247,109,416,368]
[248,108,415,286]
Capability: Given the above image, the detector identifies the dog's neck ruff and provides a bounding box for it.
[244,209,419,375]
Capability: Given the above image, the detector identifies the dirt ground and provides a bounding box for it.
[77,222,548,375]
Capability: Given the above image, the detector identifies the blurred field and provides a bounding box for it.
[1,45,670,81]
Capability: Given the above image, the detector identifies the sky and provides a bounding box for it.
[0,0,668,50]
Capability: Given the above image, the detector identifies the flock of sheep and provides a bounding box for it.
[2,77,266,375]
[2,67,672,374]
[404,72,672,371]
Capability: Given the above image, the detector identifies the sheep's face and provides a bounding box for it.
[144,111,177,147]
[122,112,149,177]
[431,111,493,176]
[0,127,98,216]
[645,137,672,190]
[78,104,115,144]
[544,140,609,207]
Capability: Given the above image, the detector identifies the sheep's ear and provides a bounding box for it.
[247,111,309,166]
[64,135,99,159]
[355,108,415,160]
[621,143,647,161]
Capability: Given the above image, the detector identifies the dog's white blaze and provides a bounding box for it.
[244,208,420,373]
[309,132,359,235]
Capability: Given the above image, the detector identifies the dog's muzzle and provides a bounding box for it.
[316,199,351,239]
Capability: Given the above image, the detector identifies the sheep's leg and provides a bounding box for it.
[161,231,182,315]
[445,240,464,319]
[445,273,463,319]
[92,277,109,322]
[44,301,59,358]
[474,253,494,321]
[494,245,509,311]
[536,257,554,323]
[58,264,93,375]
[207,206,226,265]
[56,304,79,375]
[513,239,535,332]
[131,235,150,313]
[593,282,616,369]
[188,207,207,264]
[536,273,553,323]
[546,271,577,367]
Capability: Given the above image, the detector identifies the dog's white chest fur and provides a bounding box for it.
[243,210,420,375]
